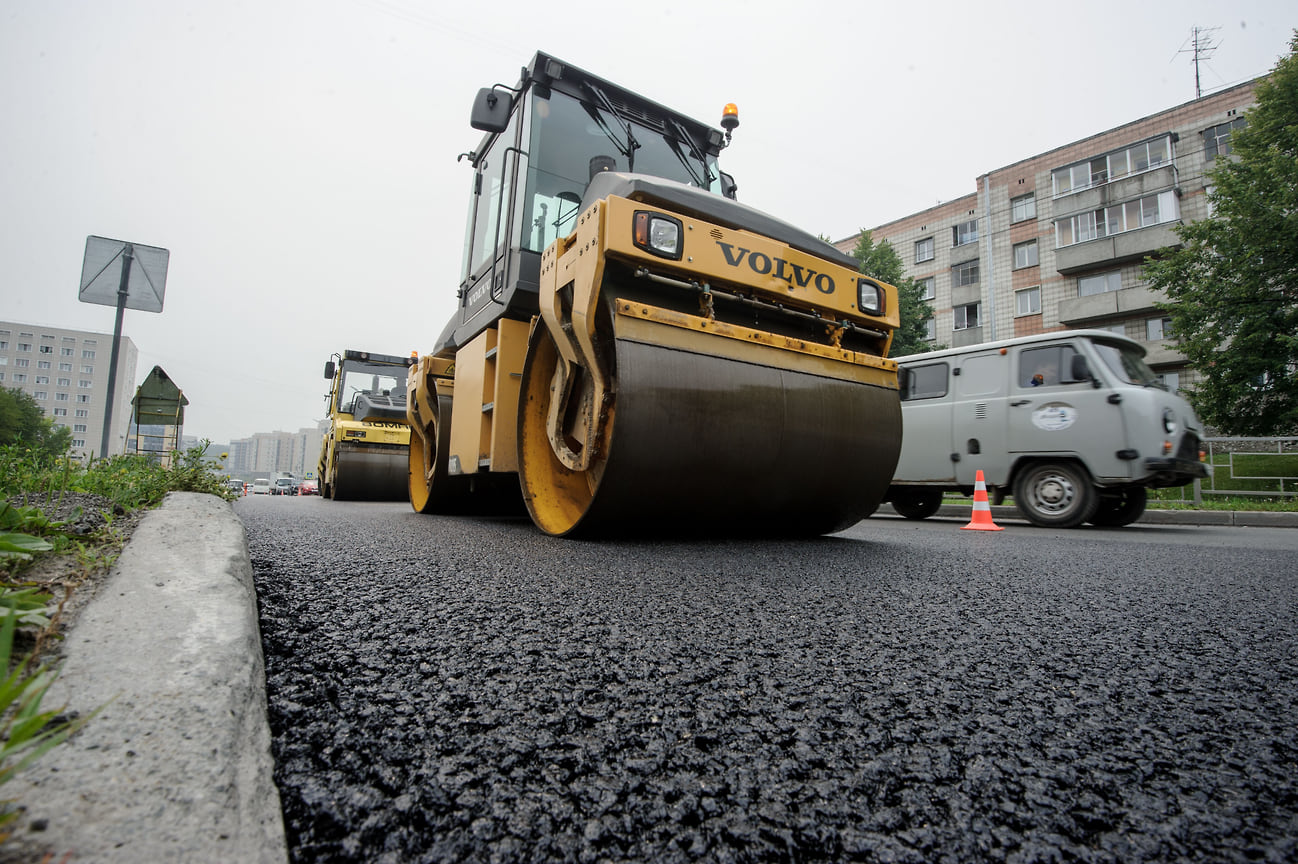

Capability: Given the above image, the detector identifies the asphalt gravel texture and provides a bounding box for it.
[241,498,1298,863]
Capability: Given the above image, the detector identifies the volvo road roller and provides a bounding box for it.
[408,52,903,536]
[320,349,415,501]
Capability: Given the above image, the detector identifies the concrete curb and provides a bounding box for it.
[6,492,287,864]
[898,503,1298,528]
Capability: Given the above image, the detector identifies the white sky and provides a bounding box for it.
[2,0,1293,445]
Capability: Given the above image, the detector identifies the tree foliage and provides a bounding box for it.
[1144,33,1298,435]
[0,389,71,457]
[849,230,939,357]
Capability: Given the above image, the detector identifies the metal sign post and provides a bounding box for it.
[78,236,169,457]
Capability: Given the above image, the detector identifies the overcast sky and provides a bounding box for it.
[2,0,1294,445]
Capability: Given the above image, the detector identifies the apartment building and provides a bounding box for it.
[0,320,138,457]
[226,423,325,480]
[836,79,1261,393]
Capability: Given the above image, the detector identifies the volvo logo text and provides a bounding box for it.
[715,242,835,294]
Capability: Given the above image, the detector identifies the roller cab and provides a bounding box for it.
[408,52,903,536]
[319,349,415,501]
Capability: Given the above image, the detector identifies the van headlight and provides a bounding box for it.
[1162,408,1178,434]
[858,278,884,315]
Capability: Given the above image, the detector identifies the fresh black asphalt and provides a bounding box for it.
[242,498,1298,863]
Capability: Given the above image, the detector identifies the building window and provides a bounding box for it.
[34,391,47,400]
[1011,193,1036,223]
[74,424,87,433]
[1053,135,1172,196]
[35,376,49,385]
[1013,240,1038,269]
[953,302,981,331]
[14,358,28,368]
[75,409,88,418]
[1015,287,1041,316]
[1146,317,1174,341]
[917,276,936,301]
[924,318,937,341]
[83,350,96,359]
[1078,271,1122,296]
[76,394,90,403]
[57,377,70,387]
[79,379,93,388]
[914,237,934,263]
[61,347,74,357]
[72,439,85,448]
[1204,118,1247,160]
[37,360,50,370]
[952,259,979,286]
[81,365,94,374]
[39,345,52,354]
[952,219,978,247]
[0,357,6,365]
[1160,371,1181,393]
[1055,190,1179,248]
[55,392,68,401]
[13,374,26,383]
[53,407,68,417]
[58,363,72,371]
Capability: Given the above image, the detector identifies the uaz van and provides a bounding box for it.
[886,330,1208,527]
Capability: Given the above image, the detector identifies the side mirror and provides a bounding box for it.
[470,87,511,133]
[324,361,335,380]
[720,171,738,200]
[1070,354,1098,387]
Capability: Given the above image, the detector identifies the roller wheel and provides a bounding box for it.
[517,325,610,536]
[1088,486,1147,527]
[890,488,944,520]
[1013,462,1097,528]
[408,392,468,514]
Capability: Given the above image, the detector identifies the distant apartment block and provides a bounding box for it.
[0,320,138,458]
[836,79,1261,394]
[226,422,326,480]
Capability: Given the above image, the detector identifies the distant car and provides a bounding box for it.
[251,478,272,495]
[298,480,318,496]
[225,479,246,496]
[272,477,298,496]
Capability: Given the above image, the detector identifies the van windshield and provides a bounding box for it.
[1093,341,1162,387]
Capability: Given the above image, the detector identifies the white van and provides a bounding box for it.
[886,330,1208,527]
[251,478,272,495]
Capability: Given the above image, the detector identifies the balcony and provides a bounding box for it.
[1054,223,1182,274]
[1058,284,1166,325]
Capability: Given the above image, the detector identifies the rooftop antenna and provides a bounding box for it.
[1177,25,1220,99]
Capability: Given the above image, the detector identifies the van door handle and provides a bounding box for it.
[1010,399,1030,407]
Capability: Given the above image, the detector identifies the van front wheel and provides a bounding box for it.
[1088,486,1147,527]
[1013,462,1097,528]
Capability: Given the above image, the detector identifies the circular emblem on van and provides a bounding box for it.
[1031,403,1077,432]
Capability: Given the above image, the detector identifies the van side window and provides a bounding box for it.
[1020,346,1081,387]
[902,363,949,400]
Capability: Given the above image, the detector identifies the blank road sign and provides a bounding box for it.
[79,235,169,313]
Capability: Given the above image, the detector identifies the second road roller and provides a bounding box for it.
[408,52,903,536]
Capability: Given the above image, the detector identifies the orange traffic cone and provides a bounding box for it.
[961,470,1003,531]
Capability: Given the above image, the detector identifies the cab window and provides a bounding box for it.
[1019,345,1081,388]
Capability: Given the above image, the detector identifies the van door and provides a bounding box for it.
[951,351,1009,487]
[1007,341,1130,481]
[896,360,956,483]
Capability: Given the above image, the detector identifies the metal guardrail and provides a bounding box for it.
[1161,436,1298,505]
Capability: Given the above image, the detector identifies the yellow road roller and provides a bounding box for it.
[320,349,415,501]
[408,52,902,536]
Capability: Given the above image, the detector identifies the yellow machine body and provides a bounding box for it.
[406,52,903,536]
[320,350,414,501]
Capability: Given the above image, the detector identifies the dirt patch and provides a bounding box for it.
[3,493,146,664]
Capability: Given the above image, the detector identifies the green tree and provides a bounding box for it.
[849,229,939,356]
[0,388,71,457]
[1144,33,1298,435]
